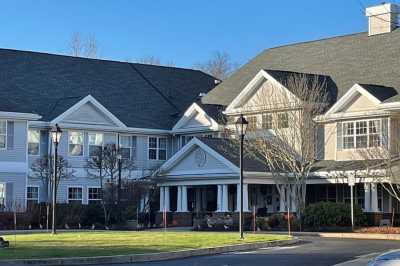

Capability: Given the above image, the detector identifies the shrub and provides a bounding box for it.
[302,202,366,229]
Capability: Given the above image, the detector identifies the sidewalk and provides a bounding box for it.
[270,231,400,240]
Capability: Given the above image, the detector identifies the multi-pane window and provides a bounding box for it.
[69,131,84,156]
[262,114,273,129]
[27,186,39,202]
[68,187,83,203]
[148,137,167,160]
[343,119,381,149]
[247,116,257,130]
[0,183,5,207]
[0,121,6,149]
[88,133,103,157]
[120,135,136,160]
[28,129,40,155]
[180,135,193,147]
[88,187,102,204]
[277,113,289,128]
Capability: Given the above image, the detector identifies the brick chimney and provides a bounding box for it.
[366,3,399,36]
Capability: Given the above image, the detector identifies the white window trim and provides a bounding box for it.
[87,186,102,202]
[28,129,41,156]
[68,130,85,157]
[87,131,104,157]
[148,136,168,161]
[67,186,84,203]
[119,134,134,160]
[0,182,6,206]
[342,118,382,150]
[0,120,7,150]
[27,185,40,203]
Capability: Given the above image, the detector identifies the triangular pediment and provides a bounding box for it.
[159,138,238,177]
[172,103,219,133]
[51,95,126,128]
[339,92,378,112]
[225,70,298,114]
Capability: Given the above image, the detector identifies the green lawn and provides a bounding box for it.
[0,231,289,260]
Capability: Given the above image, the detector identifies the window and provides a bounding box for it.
[342,119,381,149]
[148,137,167,160]
[88,187,102,204]
[262,114,273,129]
[277,113,289,128]
[69,131,84,156]
[247,116,257,130]
[68,187,83,203]
[120,135,136,160]
[27,186,39,202]
[0,183,4,207]
[0,121,6,149]
[28,129,40,155]
[88,133,103,157]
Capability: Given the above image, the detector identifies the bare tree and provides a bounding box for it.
[194,51,238,80]
[238,73,331,221]
[127,56,175,67]
[30,155,75,203]
[68,32,98,58]
[86,144,135,225]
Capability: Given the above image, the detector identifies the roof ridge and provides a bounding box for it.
[0,47,205,72]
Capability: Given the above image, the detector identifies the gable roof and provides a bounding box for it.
[202,29,400,107]
[0,48,216,129]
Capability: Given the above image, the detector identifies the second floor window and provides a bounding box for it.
[149,137,167,160]
[262,114,273,129]
[342,119,381,149]
[88,133,103,157]
[247,116,257,130]
[0,120,6,149]
[120,135,136,160]
[68,187,83,203]
[69,131,84,156]
[277,113,289,128]
[28,129,40,155]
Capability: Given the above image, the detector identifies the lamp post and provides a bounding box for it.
[235,114,248,240]
[50,124,62,235]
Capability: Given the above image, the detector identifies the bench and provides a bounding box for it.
[0,237,9,248]
[380,219,391,227]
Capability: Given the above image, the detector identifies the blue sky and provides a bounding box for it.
[0,0,382,68]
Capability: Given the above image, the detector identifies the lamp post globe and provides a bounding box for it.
[235,114,248,240]
[50,124,62,234]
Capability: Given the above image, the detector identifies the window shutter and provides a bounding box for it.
[5,182,14,208]
[337,122,343,150]
[382,117,389,148]
[7,121,14,150]
[40,130,48,156]
[131,136,137,160]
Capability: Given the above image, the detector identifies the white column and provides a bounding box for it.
[181,186,188,212]
[164,186,170,212]
[371,183,379,212]
[222,184,229,212]
[177,186,182,212]
[290,185,297,212]
[279,186,286,212]
[195,187,201,212]
[159,187,165,212]
[216,185,222,212]
[140,195,145,212]
[243,184,249,212]
[236,183,249,212]
[364,183,371,212]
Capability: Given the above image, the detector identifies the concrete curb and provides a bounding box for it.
[0,238,298,266]
[270,231,400,240]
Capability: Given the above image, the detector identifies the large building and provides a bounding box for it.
[1,3,400,226]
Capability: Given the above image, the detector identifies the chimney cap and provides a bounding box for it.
[366,2,399,17]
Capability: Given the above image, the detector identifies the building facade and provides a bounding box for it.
[1,3,400,227]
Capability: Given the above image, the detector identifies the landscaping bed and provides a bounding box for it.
[0,231,289,260]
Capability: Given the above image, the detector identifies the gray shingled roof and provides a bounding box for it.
[203,29,400,106]
[0,48,216,129]
[199,137,267,172]
[360,84,399,102]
